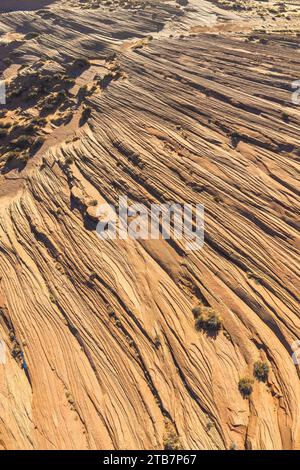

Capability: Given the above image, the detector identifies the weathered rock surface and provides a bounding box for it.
[0,0,299,450]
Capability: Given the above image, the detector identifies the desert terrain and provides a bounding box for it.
[0,0,299,450]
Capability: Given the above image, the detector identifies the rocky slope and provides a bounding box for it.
[0,0,299,450]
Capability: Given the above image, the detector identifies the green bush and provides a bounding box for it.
[33,136,45,151]
[64,78,75,88]
[65,155,74,166]
[73,58,90,68]
[11,135,31,150]
[25,32,40,40]
[254,361,269,382]
[193,305,222,332]
[238,377,254,397]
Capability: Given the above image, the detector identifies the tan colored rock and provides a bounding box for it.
[0,0,299,451]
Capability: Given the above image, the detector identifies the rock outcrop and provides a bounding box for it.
[0,0,299,450]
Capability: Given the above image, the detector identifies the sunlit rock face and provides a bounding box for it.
[0,0,299,450]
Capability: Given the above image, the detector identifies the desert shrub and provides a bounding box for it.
[238,377,254,397]
[107,307,115,318]
[5,152,18,163]
[106,52,117,63]
[43,102,56,111]
[31,117,47,126]
[46,91,67,107]
[80,106,92,125]
[73,58,90,68]
[11,135,31,150]
[18,153,29,164]
[0,120,10,128]
[154,335,161,349]
[78,84,89,98]
[6,150,29,166]
[56,90,67,101]
[22,123,38,134]
[253,361,269,382]
[32,136,45,150]
[9,331,15,341]
[12,342,21,358]
[206,421,214,432]
[89,271,97,284]
[193,305,222,332]
[163,429,180,450]
[9,87,22,98]
[192,305,201,319]
[0,129,8,138]
[25,32,40,40]
[64,78,75,87]
[3,57,12,66]
[281,112,289,123]
[87,199,97,207]
[26,89,40,100]
[99,72,114,89]
[65,155,75,165]
[41,90,65,113]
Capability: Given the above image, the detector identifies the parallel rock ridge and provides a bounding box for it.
[0,0,299,450]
